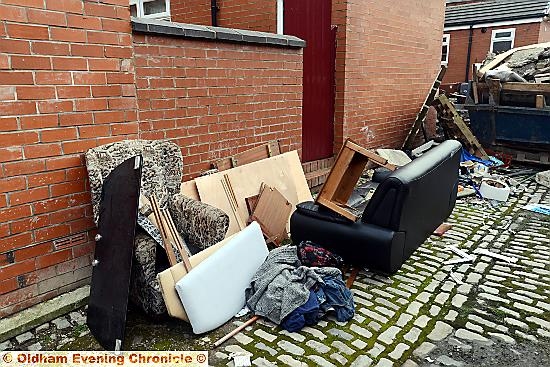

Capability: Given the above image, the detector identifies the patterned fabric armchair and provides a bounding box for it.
[85,140,229,317]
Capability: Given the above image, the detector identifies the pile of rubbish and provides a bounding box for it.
[482,44,550,82]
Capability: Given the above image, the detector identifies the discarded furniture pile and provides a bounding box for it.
[465,42,550,166]
[83,140,359,351]
[81,90,548,353]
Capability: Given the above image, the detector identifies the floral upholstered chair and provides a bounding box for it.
[85,140,229,317]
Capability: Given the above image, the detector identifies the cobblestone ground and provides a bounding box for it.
[1,178,549,367]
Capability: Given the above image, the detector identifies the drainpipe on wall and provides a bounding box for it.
[211,0,218,27]
[465,25,474,82]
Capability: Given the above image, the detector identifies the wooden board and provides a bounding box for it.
[250,185,292,245]
[180,180,200,201]
[213,141,282,171]
[502,82,550,94]
[195,151,312,236]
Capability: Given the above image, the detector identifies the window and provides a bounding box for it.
[130,0,170,20]
[441,34,450,66]
[491,28,515,53]
[277,0,284,35]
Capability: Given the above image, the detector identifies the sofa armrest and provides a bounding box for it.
[169,193,229,252]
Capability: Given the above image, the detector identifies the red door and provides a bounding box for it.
[284,0,335,162]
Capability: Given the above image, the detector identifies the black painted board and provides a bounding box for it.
[87,156,142,351]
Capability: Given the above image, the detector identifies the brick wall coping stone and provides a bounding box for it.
[131,17,306,48]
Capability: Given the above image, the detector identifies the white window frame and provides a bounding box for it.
[277,0,284,34]
[490,28,515,53]
[441,34,450,66]
[130,0,171,20]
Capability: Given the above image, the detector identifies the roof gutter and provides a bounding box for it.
[444,16,544,31]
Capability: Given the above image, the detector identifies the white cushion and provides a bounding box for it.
[175,222,268,334]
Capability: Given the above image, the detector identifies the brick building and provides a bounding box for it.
[0,0,445,317]
[442,0,550,90]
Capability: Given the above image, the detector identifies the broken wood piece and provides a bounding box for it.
[316,138,396,221]
[150,195,178,266]
[444,245,474,265]
[449,272,463,285]
[162,208,192,272]
[472,81,479,104]
[446,245,474,261]
[213,141,282,171]
[433,223,452,237]
[403,65,447,149]
[433,95,489,160]
[473,248,518,264]
[536,94,546,109]
[213,315,261,347]
[222,174,247,230]
[245,194,261,217]
[250,185,292,245]
[346,268,359,289]
[245,183,266,217]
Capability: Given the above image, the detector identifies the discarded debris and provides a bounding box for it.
[535,170,550,188]
[523,203,550,215]
[449,272,463,285]
[479,178,510,202]
[214,316,261,347]
[229,352,253,367]
[444,246,474,265]
[433,223,452,237]
[473,248,518,264]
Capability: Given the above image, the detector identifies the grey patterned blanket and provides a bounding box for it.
[245,246,341,324]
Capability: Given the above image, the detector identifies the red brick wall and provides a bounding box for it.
[133,34,303,180]
[0,0,136,317]
[443,22,543,87]
[332,0,446,150]
[170,0,211,26]
[171,0,276,33]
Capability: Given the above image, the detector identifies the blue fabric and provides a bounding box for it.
[281,290,320,332]
[461,149,494,167]
[319,276,355,322]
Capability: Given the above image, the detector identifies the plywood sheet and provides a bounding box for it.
[180,180,200,201]
[195,151,312,236]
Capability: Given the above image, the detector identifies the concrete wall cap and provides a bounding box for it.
[131,17,306,48]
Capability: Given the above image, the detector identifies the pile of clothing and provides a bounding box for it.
[245,245,354,332]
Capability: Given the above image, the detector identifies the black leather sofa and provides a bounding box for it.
[290,140,462,274]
